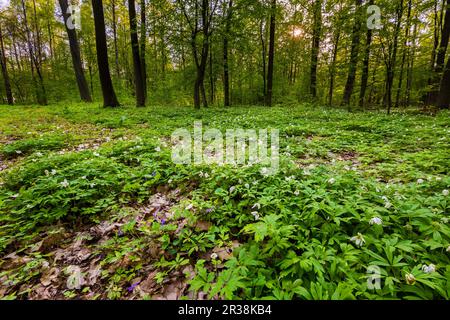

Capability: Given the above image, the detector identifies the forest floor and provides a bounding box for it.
[0,103,449,300]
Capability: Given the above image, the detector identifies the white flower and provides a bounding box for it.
[447,246,450,253]
[294,190,300,196]
[89,183,96,188]
[155,146,161,152]
[421,264,436,274]
[260,167,270,176]
[204,172,209,179]
[168,179,173,184]
[328,178,336,184]
[186,203,194,210]
[81,176,87,180]
[93,152,100,157]
[417,179,424,184]
[369,217,383,225]
[229,186,236,193]
[15,150,22,154]
[60,179,69,188]
[51,169,57,175]
[443,190,449,196]
[251,211,260,220]
[199,171,204,178]
[245,183,250,189]
[36,152,43,157]
[252,203,261,210]
[384,201,392,209]
[350,233,366,247]
[210,253,218,260]
[405,273,416,285]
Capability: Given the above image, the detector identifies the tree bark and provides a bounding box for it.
[342,0,362,108]
[310,0,322,99]
[21,0,47,105]
[223,0,232,107]
[128,0,146,107]
[0,23,13,105]
[266,0,276,107]
[436,57,450,108]
[59,0,92,102]
[359,0,374,107]
[92,0,120,107]
[140,0,147,100]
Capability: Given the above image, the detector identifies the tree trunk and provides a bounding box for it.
[112,0,120,77]
[406,16,418,106]
[342,0,363,108]
[0,23,13,105]
[310,0,322,99]
[429,0,450,104]
[359,0,374,107]
[328,30,340,106]
[436,57,450,108]
[395,0,412,108]
[92,0,120,107]
[223,1,232,107]
[386,0,404,114]
[21,0,47,105]
[140,0,147,101]
[59,0,92,102]
[266,0,276,107]
[128,0,146,107]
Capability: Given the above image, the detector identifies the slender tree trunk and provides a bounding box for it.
[92,0,120,107]
[140,0,147,100]
[395,0,412,108]
[386,0,404,114]
[21,0,47,105]
[406,16,418,106]
[59,0,92,102]
[328,30,340,106]
[342,0,363,108]
[310,0,322,99]
[260,19,267,98]
[266,0,276,107]
[112,0,120,77]
[359,0,374,107]
[0,23,13,105]
[128,0,146,107]
[223,0,233,107]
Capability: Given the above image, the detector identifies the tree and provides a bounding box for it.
[310,0,322,100]
[59,0,92,102]
[223,0,233,107]
[266,0,276,107]
[128,0,146,107]
[21,0,47,105]
[0,22,13,105]
[359,0,374,107]
[140,0,147,100]
[342,0,362,107]
[92,0,120,107]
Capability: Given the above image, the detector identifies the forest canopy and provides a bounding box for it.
[0,0,449,111]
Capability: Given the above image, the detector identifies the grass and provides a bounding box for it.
[0,102,449,300]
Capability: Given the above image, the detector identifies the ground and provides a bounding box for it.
[0,103,449,300]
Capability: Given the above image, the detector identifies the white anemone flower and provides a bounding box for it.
[369,217,383,226]
[422,264,436,274]
[60,179,69,188]
[350,233,366,247]
[443,190,449,196]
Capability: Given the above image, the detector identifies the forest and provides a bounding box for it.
[0,0,449,301]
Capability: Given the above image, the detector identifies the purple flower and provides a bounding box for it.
[127,281,140,292]
[161,219,166,225]
[206,208,214,214]
[118,229,124,237]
